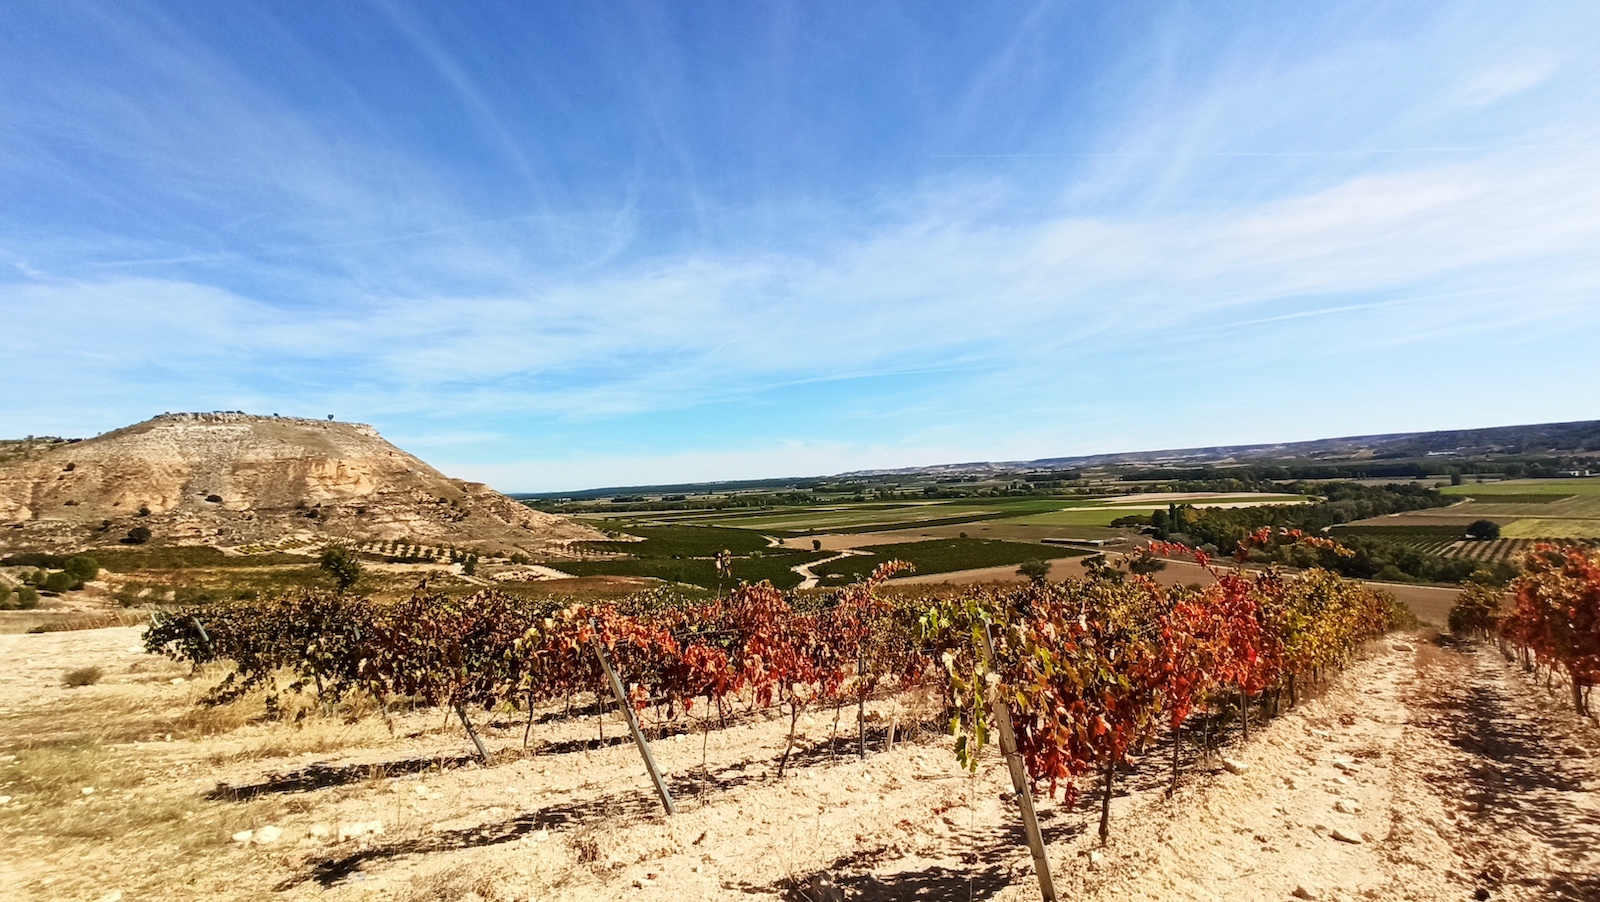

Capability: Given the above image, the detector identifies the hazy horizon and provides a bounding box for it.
[5,2,1599,492]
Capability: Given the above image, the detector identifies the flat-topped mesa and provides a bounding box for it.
[144,410,383,436]
[0,413,602,555]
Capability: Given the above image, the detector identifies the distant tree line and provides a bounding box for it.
[0,554,100,602]
[1121,483,1514,585]
[1118,458,1580,483]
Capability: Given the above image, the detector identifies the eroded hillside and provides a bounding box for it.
[0,413,601,556]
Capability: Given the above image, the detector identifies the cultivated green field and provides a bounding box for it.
[567,491,1322,588]
[1443,479,1600,538]
[574,524,776,557]
[808,537,1086,584]
[1010,507,1137,527]
[1499,519,1600,539]
[592,493,1311,535]
[565,524,828,590]
[557,553,829,590]
[1439,478,1600,497]
[1336,478,1600,540]
[590,498,1084,534]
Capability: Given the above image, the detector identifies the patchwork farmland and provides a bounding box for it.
[1341,478,1600,542]
[564,492,1314,589]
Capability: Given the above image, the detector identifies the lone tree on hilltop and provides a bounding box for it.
[1466,519,1501,541]
[319,544,362,592]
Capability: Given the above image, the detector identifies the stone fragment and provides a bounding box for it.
[308,824,332,839]
[1292,885,1321,900]
[338,820,384,841]
[1221,757,1249,775]
[1330,827,1364,844]
[232,830,254,843]
[254,825,283,844]
[1334,799,1359,814]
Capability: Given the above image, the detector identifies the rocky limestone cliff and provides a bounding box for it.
[0,413,603,555]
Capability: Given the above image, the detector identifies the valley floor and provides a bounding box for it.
[0,627,1596,902]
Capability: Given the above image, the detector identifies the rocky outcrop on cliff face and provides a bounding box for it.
[0,413,603,555]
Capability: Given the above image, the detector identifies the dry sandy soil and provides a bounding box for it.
[2,623,1598,902]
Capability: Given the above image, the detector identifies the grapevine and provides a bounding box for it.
[144,542,1403,846]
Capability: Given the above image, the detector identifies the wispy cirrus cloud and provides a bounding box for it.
[8,140,1597,426]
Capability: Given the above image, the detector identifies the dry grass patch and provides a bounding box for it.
[26,610,150,633]
[395,863,510,902]
[62,665,105,687]
[3,743,139,802]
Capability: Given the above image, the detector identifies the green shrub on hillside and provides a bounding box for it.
[63,555,99,583]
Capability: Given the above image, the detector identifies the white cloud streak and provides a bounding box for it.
[6,141,1598,427]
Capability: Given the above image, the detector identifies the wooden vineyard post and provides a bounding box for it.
[453,702,491,764]
[979,625,1058,902]
[190,617,211,651]
[589,624,676,816]
[188,617,212,676]
[858,646,867,760]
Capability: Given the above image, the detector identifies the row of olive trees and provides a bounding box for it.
[316,544,479,591]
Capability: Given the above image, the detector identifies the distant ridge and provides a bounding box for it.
[837,419,1600,477]
[519,419,1600,498]
[0,412,603,554]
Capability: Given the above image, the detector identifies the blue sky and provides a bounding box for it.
[3,2,1598,491]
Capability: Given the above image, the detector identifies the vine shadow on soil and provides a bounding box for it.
[781,865,1010,902]
[744,846,1011,902]
[278,764,765,888]
[1420,637,1600,898]
[209,754,480,801]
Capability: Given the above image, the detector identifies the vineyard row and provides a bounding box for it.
[1450,543,1600,716]
[145,529,1411,851]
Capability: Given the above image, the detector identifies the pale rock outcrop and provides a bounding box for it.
[0,413,602,555]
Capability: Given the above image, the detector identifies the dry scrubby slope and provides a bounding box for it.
[0,413,602,555]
